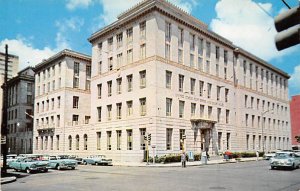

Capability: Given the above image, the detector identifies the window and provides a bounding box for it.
[127,49,133,64]
[226,133,230,150]
[108,37,113,51]
[246,134,249,150]
[191,103,196,117]
[68,136,72,150]
[47,82,50,92]
[199,80,204,96]
[57,96,61,108]
[140,98,146,116]
[206,41,211,58]
[139,70,146,88]
[27,95,32,104]
[51,98,54,110]
[224,50,228,64]
[178,49,183,64]
[127,130,133,150]
[179,129,185,150]
[73,77,79,88]
[98,42,102,53]
[127,28,133,44]
[165,22,171,42]
[58,78,61,89]
[226,110,230,124]
[225,88,229,102]
[96,132,101,150]
[72,115,79,125]
[117,33,123,48]
[57,115,60,127]
[179,74,184,92]
[97,84,102,99]
[127,75,133,92]
[27,83,33,92]
[245,114,249,126]
[117,53,123,68]
[207,83,212,98]
[198,38,203,55]
[56,135,60,150]
[116,103,122,119]
[127,101,133,116]
[200,105,204,117]
[178,28,184,47]
[190,33,195,51]
[74,62,79,76]
[140,21,146,39]
[245,95,248,108]
[206,60,210,74]
[85,116,90,124]
[108,57,113,71]
[73,96,79,109]
[165,44,170,60]
[52,80,55,91]
[166,98,172,116]
[190,54,195,68]
[107,131,112,150]
[166,128,173,150]
[140,44,146,59]
[217,108,221,122]
[98,61,102,74]
[208,106,212,119]
[190,78,195,95]
[117,130,122,150]
[107,81,112,97]
[116,78,122,94]
[198,57,203,71]
[83,134,88,150]
[179,100,185,118]
[166,71,172,89]
[217,86,221,101]
[107,105,112,120]
[97,107,102,122]
[216,46,220,60]
[216,62,219,77]
[140,128,146,150]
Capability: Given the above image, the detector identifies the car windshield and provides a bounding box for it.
[274,153,292,159]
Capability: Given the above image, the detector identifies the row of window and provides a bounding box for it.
[244,95,288,116]
[7,138,32,152]
[36,96,61,113]
[97,70,145,98]
[36,115,60,128]
[37,63,61,83]
[96,98,146,121]
[245,134,289,151]
[8,83,33,107]
[244,113,289,130]
[37,78,62,96]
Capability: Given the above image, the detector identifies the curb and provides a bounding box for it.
[0,176,17,185]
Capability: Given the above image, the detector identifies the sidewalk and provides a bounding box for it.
[0,175,17,184]
[113,157,263,167]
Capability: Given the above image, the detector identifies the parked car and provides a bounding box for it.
[68,156,83,165]
[9,157,49,173]
[82,155,113,166]
[264,152,276,160]
[48,156,78,170]
[270,151,300,170]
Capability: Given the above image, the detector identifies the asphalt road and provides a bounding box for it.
[2,161,300,191]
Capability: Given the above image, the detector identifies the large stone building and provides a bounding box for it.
[33,0,291,162]
[33,49,91,154]
[290,95,300,149]
[0,52,19,126]
[7,67,35,154]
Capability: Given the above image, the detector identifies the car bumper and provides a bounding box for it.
[30,167,48,171]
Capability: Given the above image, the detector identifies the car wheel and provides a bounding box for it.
[43,169,48,173]
[71,167,75,170]
[95,162,99,166]
[26,168,31,174]
[292,163,296,170]
[57,165,61,170]
[271,166,275,170]
[83,161,87,165]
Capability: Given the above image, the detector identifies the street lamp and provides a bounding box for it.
[261,109,273,153]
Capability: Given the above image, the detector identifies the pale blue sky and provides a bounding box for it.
[0,0,299,97]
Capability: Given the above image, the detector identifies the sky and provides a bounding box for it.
[0,0,299,97]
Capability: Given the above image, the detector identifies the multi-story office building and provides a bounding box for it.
[0,52,19,126]
[33,49,91,155]
[7,67,35,154]
[33,0,291,162]
[290,95,300,149]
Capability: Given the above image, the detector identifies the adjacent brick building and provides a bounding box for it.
[290,95,300,148]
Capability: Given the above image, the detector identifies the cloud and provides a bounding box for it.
[91,0,198,32]
[289,64,300,94]
[210,0,294,61]
[0,37,56,70]
[66,0,93,10]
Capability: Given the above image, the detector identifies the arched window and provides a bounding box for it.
[76,135,79,150]
[68,135,72,150]
[84,134,88,150]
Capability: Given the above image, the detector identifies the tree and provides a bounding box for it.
[295,136,300,143]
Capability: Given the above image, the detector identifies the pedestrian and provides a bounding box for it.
[181,152,186,168]
[256,150,259,161]
[206,148,210,161]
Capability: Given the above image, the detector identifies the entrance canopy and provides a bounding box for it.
[190,117,217,130]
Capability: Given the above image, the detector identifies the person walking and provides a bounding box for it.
[256,150,259,161]
[181,152,186,168]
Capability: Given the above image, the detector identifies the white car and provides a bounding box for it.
[270,151,300,170]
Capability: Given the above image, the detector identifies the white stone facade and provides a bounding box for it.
[33,0,291,162]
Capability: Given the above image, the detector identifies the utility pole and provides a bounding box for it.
[1,44,9,175]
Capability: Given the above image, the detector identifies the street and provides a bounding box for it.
[2,161,300,191]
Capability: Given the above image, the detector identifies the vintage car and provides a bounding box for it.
[264,152,276,160]
[69,155,83,165]
[9,157,49,173]
[48,156,78,170]
[270,151,300,170]
[82,155,113,166]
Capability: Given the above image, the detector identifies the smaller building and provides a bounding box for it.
[290,95,300,148]
[7,67,35,154]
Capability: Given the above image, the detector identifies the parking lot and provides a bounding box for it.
[2,160,300,191]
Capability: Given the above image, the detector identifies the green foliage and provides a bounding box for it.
[295,136,300,143]
[144,153,201,163]
[229,152,264,158]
